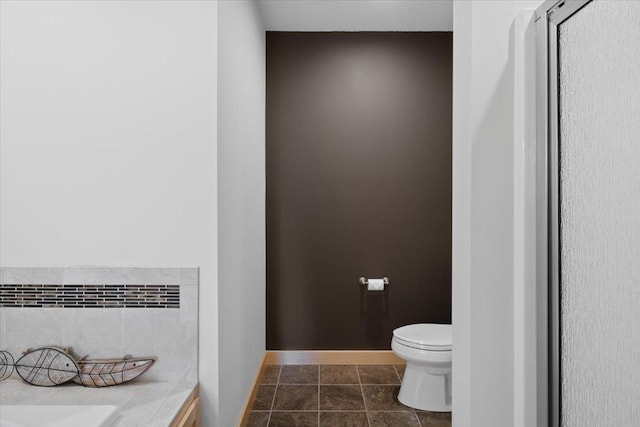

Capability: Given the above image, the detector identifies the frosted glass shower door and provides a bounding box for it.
[557,1,640,426]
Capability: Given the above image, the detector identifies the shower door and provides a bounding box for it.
[537,1,640,426]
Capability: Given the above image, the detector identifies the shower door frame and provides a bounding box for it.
[534,1,592,426]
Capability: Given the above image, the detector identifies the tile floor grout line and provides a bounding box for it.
[392,364,402,382]
[268,410,418,413]
[413,409,423,427]
[280,382,400,386]
[317,365,320,426]
[355,365,372,427]
[267,410,418,413]
[266,365,281,427]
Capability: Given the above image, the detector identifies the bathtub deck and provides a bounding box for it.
[0,376,196,427]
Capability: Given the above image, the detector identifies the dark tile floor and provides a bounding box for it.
[247,364,451,427]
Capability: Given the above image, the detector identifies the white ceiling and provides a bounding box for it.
[257,0,453,32]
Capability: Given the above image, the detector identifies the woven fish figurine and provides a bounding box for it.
[14,347,79,386]
[0,347,156,387]
[71,355,156,387]
[0,350,15,381]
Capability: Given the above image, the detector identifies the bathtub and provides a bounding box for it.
[0,405,119,427]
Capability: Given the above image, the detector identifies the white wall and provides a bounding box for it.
[258,0,452,31]
[0,1,219,425]
[452,1,543,426]
[217,1,266,426]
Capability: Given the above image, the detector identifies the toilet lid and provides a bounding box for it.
[393,324,451,351]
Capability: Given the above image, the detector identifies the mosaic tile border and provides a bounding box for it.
[0,284,180,308]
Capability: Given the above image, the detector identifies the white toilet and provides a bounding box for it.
[391,323,452,412]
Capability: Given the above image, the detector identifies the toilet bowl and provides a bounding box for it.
[391,323,452,412]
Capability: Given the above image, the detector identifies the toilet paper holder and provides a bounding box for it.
[359,277,390,286]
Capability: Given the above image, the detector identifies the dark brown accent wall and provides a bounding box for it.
[266,32,452,350]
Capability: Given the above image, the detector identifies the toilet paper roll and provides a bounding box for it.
[367,278,385,291]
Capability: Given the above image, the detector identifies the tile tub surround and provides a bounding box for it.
[0,376,197,427]
[0,284,180,308]
[0,267,198,382]
[247,365,451,427]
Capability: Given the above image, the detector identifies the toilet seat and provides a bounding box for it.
[393,324,451,351]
